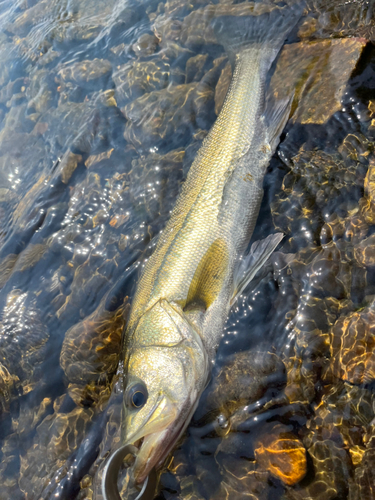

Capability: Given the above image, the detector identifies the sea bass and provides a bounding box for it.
[105,4,302,494]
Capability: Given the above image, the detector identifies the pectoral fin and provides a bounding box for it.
[185,238,229,311]
[231,233,284,306]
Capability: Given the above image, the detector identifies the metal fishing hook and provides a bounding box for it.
[102,443,157,500]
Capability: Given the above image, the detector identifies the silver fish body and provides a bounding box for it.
[128,47,276,360]
[106,4,303,492]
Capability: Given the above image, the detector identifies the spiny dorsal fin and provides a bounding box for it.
[185,238,229,311]
[231,233,284,306]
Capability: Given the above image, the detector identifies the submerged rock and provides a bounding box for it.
[113,58,171,106]
[270,38,367,125]
[18,396,95,498]
[0,290,49,412]
[132,33,159,57]
[349,447,375,500]
[286,439,352,500]
[201,349,286,419]
[328,301,375,385]
[123,81,215,152]
[0,1,374,498]
[60,290,128,406]
[215,38,367,125]
[179,2,282,48]
[254,423,307,486]
[56,58,112,89]
[305,0,375,42]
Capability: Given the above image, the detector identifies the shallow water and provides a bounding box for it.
[0,1,374,499]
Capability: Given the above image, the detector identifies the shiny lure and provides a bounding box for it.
[103,4,302,498]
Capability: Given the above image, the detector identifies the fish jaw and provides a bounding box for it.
[130,393,201,484]
[124,394,177,483]
[133,429,170,484]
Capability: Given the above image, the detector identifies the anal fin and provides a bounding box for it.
[231,233,284,306]
[185,238,229,311]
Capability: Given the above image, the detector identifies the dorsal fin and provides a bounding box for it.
[185,238,229,311]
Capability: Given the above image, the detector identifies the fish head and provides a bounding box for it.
[122,299,208,484]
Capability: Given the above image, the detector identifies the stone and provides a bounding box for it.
[270,38,367,125]
[123,82,215,152]
[329,302,375,385]
[254,424,307,486]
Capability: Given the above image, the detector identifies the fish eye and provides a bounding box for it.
[126,382,148,409]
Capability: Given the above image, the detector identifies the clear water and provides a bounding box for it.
[0,1,374,499]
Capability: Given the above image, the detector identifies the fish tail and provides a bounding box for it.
[212,3,304,70]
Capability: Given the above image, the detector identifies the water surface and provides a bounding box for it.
[0,1,374,499]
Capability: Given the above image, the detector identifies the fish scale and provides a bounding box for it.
[102,4,304,495]
[127,49,268,340]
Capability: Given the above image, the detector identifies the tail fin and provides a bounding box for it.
[212,3,304,68]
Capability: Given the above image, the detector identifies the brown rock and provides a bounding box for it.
[216,453,269,500]
[364,157,375,203]
[154,16,183,43]
[60,289,129,405]
[0,363,18,414]
[85,148,114,169]
[132,33,159,57]
[180,2,280,48]
[349,445,366,466]
[305,0,375,42]
[202,350,286,418]
[7,0,50,36]
[14,243,48,272]
[297,16,317,38]
[294,439,351,500]
[361,157,375,223]
[0,290,49,404]
[57,58,112,86]
[349,448,375,500]
[163,0,207,17]
[113,58,170,106]
[123,82,214,152]
[270,38,367,125]
[32,121,48,136]
[185,54,209,84]
[354,233,375,267]
[26,68,52,113]
[60,150,83,184]
[19,402,95,497]
[0,253,18,289]
[329,302,375,385]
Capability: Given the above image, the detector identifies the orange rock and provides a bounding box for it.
[255,425,307,485]
[109,213,129,229]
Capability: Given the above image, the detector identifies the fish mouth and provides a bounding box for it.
[132,429,170,483]
[125,395,179,484]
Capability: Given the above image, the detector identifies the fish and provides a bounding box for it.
[104,3,303,494]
